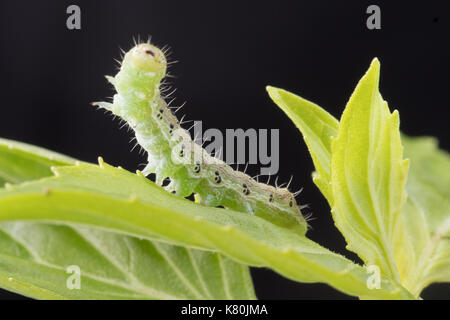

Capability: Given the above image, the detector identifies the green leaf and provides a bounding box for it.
[0,139,255,300]
[267,60,450,298]
[394,136,450,296]
[0,156,413,299]
[266,86,339,204]
[0,138,76,185]
[331,58,409,281]
[0,222,255,299]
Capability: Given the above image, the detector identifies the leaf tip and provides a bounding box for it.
[371,57,381,67]
[266,85,281,101]
[265,85,276,93]
[366,57,381,83]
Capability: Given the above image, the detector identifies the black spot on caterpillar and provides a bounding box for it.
[93,41,307,234]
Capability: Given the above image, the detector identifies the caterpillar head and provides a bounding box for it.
[127,43,167,74]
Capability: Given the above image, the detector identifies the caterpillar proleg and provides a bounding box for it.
[94,41,307,234]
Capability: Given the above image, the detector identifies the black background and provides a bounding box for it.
[0,0,449,299]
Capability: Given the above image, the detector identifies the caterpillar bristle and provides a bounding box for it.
[164,50,174,59]
[179,114,188,125]
[160,87,171,94]
[293,188,303,197]
[161,45,173,57]
[186,123,197,132]
[278,181,288,188]
[137,162,147,169]
[182,119,194,126]
[119,121,128,130]
[286,175,294,189]
[303,211,315,228]
[130,141,140,153]
[160,80,170,87]
[164,88,177,98]
[167,97,177,107]
[252,174,261,182]
[171,103,186,114]
[300,203,310,210]
[160,85,173,94]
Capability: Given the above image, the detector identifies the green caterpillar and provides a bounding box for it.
[94,42,307,234]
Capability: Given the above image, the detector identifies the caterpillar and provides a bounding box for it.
[93,41,307,235]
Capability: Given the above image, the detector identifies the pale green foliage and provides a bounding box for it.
[266,85,339,203]
[0,57,447,300]
[0,222,254,299]
[397,136,450,295]
[0,139,76,185]
[0,139,255,300]
[0,148,412,299]
[331,59,409,281]
[268,58,450,298]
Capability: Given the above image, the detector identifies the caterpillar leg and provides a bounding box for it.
[105,75,116,86]
[92,101,113,111]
